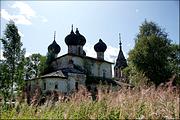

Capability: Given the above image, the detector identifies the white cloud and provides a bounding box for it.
[0,49,4,60]
[1,2,48,25]
[12,14,32,25]
[0,9,11,20]
[25,52,32,57]
[18,30,24,37]
[84,43,96,58]
[1,9,32,25]
[11,1,36,19]
[105,45,119,63]
[40,16,48,23]
[84,43,120,63]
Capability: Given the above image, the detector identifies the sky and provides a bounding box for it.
[0,1,179,63]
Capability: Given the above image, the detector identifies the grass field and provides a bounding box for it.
[0,84,179,119]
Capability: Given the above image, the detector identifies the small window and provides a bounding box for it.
[115,70,118,77]
[75,82,78,91]
[55,84,58,89]
[43,82,46,90]
[103,70,106,78]
[120,70,123,77]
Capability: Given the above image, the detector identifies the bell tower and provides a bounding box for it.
[114,33,127,80]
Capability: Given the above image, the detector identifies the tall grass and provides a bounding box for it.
[0,84,179,119]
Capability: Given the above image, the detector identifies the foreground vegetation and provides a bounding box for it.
[0,84,179,119]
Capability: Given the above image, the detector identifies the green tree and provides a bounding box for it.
[46,51,55,65]
[25,53,47,79]
[0,20,25,105]
[0,60,11,106]
[43,52,55,74]
[128,20,172,86]
[39,55,47,75]
[168,44,180,85]
[123,61,150,87]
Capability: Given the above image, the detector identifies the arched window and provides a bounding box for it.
[103,69,106,78]
[120,70,123,77]
[43,82,46,90]
[75,82,78,91]
[115,67,118,77]
[55,84,58,89]
[29,84,31,91]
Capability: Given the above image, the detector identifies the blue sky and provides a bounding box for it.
[0,1,179,63]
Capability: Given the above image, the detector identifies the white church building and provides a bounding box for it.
[25,26,127,96]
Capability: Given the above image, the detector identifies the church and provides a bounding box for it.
[25,25,127,95]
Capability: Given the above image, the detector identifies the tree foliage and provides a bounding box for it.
[43,51,55,74]
[0,20,25,105]
[168,44,180,73]
[0,60,11,104]
[123,61,150,87]
[168,44,180,85]
[128,20,176,86]
[46,51,55,65]
[25,53,47,79]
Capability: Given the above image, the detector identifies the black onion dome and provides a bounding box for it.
[48,40,61,54]
[65,29,78,45]
[75,28,86,46]
[94,39,107,52]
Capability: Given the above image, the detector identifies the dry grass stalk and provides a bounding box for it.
[0,81,179,119]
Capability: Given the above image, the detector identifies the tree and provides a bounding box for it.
[0,20,25,105]
[43,51,55,74]
[46,51,55,65]
[123,61,150,87]
[0,60,11,106]
[25,53,47,79]
[168,44,180,85]
[39,55,47,75]
[128,20,172,86]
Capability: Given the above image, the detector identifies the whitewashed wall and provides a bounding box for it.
[26,77,75,93]
[26,72,86,94]
[51,54,112,79]
[41,78,72,93]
